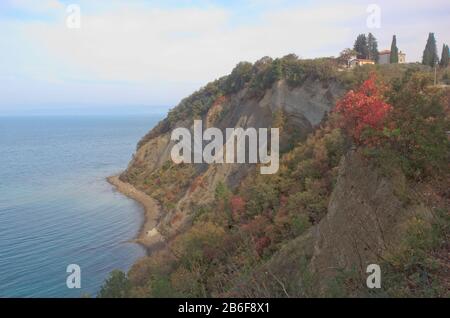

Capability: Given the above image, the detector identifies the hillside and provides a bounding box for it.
[120,57,345,239]
[101,56,450,298]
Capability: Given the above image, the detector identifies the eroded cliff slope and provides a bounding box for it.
[120,57,345,237]
[106,59,449,298]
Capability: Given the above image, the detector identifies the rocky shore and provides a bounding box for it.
[107,176,164,253]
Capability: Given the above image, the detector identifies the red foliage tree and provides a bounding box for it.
[335,75,392,144]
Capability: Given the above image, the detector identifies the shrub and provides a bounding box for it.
[380,209,450,297]
[243,177,280,217]
[169,222,227,297]
[291,214,311,236]
[335,74,392,144]
[223,62,253,94]
[98,270,131,298]
[172,222,226,265]
[384,72,449,179]
[230,196,246,221]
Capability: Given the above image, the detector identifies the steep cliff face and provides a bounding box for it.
[120,78,344,236]
[229,151,433,297]
[104,61,449,298]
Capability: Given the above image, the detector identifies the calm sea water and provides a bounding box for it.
[0,115,162,297]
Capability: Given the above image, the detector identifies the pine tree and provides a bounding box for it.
[439,44,449,68]
[422,33,439,67]
[353,34,369,59]
[367,33,379,62]
[390,35,399,64]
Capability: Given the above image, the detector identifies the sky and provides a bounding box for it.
[0,0,449,115]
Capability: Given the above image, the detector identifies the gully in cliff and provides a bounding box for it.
[171,120,279,174]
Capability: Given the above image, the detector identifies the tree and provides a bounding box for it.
[354,34,369,59]
[390,35,399,64]
[98,270,131,298]
[439,44,449,68]
[367,33,379,62]
[224,62,253,94]
[335,74,392,144]
[422,33,439,67]
[268,58,283,83]
[337,48,358,66]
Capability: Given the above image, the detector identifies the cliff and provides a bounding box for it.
[120,57,345,238]
[228,151,436,297]
[104,59,449,298]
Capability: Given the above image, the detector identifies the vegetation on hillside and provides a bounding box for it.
[165,55,339,126]
[101,59,449,298]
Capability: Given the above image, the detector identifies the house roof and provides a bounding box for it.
[379,50,406,56]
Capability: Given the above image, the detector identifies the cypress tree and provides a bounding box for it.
[390,35,399,64]
[367,33,379,62]
[353,34,369,59]
[439,44,449,68]
[422,33,439,67]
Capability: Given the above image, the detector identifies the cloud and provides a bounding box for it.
[8,0,64,13]
[0,0,449,110]
[17,2,364,82]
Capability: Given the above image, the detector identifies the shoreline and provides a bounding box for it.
[107,176,164,254]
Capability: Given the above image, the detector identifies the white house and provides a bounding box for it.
[379,50,406,64]
[349,58,375,68]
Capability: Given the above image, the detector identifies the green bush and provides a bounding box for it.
[98,270,131,298]
[384,72,449,179]
[380,209,449,297]
[222,62,253,95]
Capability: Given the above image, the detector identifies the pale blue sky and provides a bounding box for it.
[1,0,449,114]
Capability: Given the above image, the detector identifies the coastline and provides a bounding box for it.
[107,176,164,253]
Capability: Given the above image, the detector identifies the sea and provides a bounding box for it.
[0,115,162,297]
